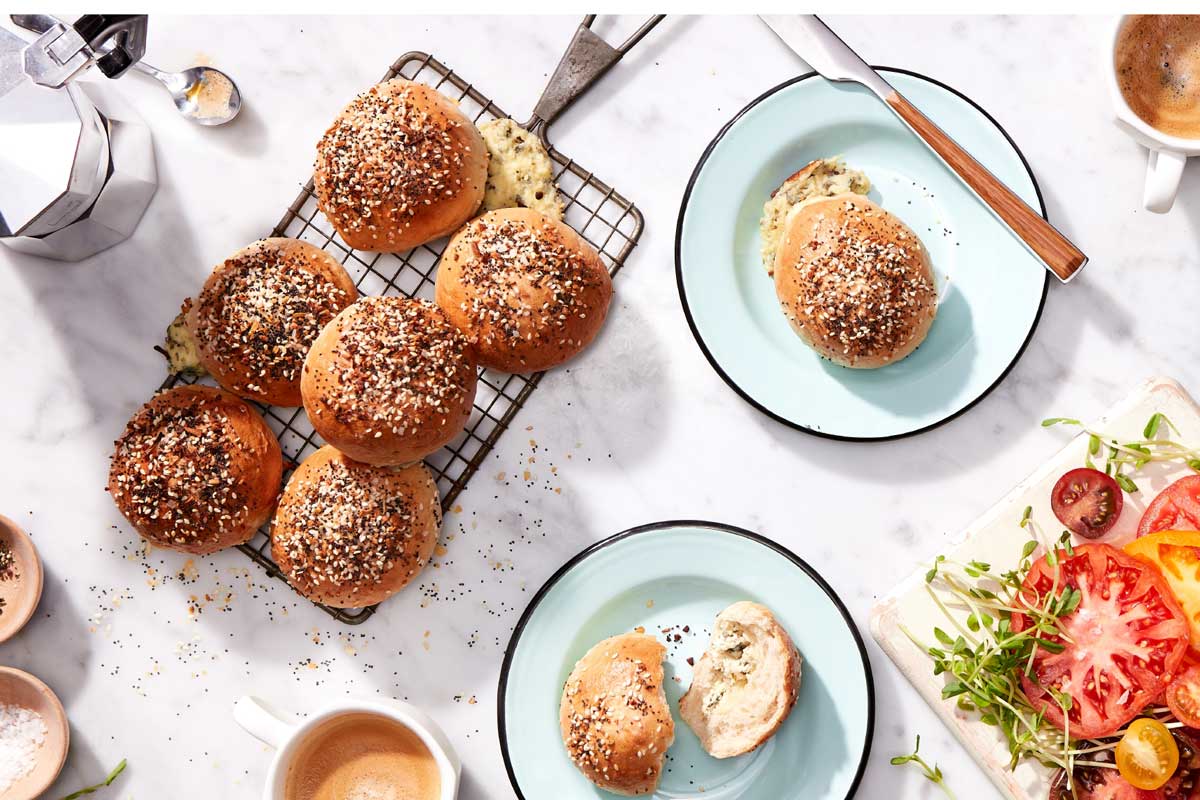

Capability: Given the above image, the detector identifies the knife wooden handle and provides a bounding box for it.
[885,90,1086,283]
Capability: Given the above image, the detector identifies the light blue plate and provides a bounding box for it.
[675,70,1048,440]
[498,521,873,799]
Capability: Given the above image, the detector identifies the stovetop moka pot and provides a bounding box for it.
[0,15,157,261]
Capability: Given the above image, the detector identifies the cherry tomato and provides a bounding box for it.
[1052,728,1200,799]
[1139,476,1200,538]
[1011,543,1190,739]
[1125,531,1200,651]
[1051,467,1124,539]
[1118,718,1181,790]
[1165,658,1200,729]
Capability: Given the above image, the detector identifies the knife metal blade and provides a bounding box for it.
[760,15,893,99]
[758,14,1088,283]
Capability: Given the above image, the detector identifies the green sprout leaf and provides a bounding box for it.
[891,736,955,799]
[59,760,127,800]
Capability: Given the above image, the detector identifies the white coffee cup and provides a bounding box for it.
[1108,15,1200,213]
[233,696,461,800]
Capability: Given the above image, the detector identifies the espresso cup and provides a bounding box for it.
[233,696,460,800]
[1108,15,1200,213]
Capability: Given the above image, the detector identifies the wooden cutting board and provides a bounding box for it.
[870,376,1200,800]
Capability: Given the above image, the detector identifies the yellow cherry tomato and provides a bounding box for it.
[1116,718,1179,790]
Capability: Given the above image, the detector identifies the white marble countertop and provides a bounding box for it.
[2,13,1198,800]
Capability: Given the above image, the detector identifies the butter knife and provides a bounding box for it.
[760,14,1087,284]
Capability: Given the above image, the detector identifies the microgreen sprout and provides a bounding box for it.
[59,760,127,800]
[906,516,1119,793]
[1043,412,1200,493]
[891,735,956,798]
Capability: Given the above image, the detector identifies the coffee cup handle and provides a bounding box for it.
[234,696,297,749]
[1144,149,1188,213]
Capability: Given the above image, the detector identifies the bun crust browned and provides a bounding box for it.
[435,208,612,373]
[271,445,441,608]
[187,238,358,407]
[559,633,674,796]
[300,297,478,465]
[108,385,282,555]
[314,79,488,252]
[773,195,937,369]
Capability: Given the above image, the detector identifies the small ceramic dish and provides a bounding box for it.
[0,515,43,643]
[676,68,1049,440]
[499,521,873,799]
[0,667,69,799]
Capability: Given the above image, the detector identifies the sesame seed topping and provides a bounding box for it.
[314,81,467,245]
[108,389,254,547]
[275,456,438,591]
[194,243,352,397]
[784,198,936,360]
[309,297,473,437]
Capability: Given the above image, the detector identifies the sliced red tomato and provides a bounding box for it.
[1125,532,1200,651]
[1011,543,1189,739]
[1139,476,1200,537]
[1051,467,1124,539]
[1164,651,1200,729]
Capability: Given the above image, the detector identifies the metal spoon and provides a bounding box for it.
[131,61,242,125]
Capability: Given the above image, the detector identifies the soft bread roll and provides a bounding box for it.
[560,633,674,796]
[478,118,563,219]
[759,157,871,276]
[271,445,441,608]
[773,194,937,368]
[185,238,358,407]
[301,297,478,465]
[679,602,802,759]
[435,208,612,373]
[314,79,488,252]
[107,385,283,555]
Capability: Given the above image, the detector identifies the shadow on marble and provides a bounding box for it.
[203,99,270,159]
[7,167,204,434]
[547,15,701,142]
[544,300,672,469]
[5,559,94,708]
[1177,155,1200,237]
[44,720,114,800]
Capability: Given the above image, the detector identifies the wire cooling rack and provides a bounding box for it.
[160,51,644,624]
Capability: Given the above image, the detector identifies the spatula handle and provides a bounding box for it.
[885,90,1087,283]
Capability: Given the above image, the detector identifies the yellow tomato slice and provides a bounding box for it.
[1116,718,1179,790]
[1124,530,1200,649]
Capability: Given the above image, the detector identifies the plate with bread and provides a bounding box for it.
[498,520,873,799]
[675,68,1049,440]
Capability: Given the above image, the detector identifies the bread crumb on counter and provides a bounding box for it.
[163,303,206,376]
[479,118,564,220]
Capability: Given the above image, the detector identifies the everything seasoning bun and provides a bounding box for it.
[185,238,358,407]
[107,385,283,555]
[271,445,441,608]
[435,208,612,373]
[759,157,871,276]
[301,297,478,465]
[314,79,488,252]
[679,601,802,759]
[773,194,937,369]
[559,633,674,796]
